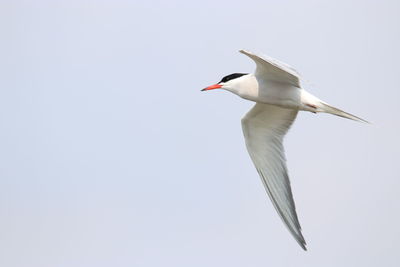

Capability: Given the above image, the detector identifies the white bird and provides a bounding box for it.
[202,50,367,250]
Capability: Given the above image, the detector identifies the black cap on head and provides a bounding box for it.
[219,73,248,83]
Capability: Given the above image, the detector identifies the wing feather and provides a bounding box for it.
[241,103,306,250]
[239,49,301,88]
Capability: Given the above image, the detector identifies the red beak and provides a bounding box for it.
[201,84,222,91]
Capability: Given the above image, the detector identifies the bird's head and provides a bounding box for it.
[201,73,249,93]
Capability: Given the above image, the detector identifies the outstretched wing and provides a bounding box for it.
[241,103,306,250]
[239,49,301,88]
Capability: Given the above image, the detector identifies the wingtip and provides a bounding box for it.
[300,238,308,251]
[296,233,308,251]
[239,49,250,55]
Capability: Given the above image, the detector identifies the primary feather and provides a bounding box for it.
[242,103,307,250]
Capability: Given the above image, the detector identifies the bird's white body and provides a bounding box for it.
[226,74,320,112]
[202,50,367,251]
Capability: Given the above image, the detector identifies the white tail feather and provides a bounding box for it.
[319,102,369,123]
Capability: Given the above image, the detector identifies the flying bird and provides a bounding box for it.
[202,50,367,250]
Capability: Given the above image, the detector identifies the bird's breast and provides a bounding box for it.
[240,80,302,109]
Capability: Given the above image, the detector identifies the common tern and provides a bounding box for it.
[202,50,367,250]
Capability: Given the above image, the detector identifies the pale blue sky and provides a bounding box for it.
[1,1,399,266]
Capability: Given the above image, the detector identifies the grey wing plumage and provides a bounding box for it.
[241,103,306,250]
[239,49,301,88]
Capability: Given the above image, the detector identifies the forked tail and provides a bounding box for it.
[319,102,369,123]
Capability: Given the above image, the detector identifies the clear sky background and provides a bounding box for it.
[1,0,399,266]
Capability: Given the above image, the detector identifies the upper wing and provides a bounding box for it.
[241,103,306,250]
[239,49,301,88]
